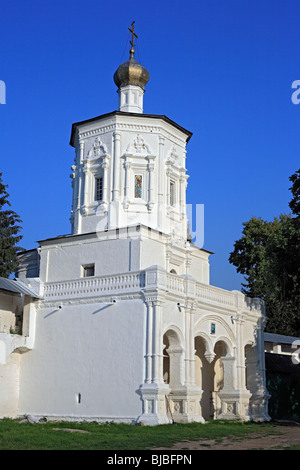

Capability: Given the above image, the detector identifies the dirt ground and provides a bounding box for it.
[153,425,300,450]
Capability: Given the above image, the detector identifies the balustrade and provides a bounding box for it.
[43,268,261,316]
[43,271,145,300]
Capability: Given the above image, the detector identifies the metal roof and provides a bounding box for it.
[69,111,193,147]
[264,332,300,344]
[0,277,42,299]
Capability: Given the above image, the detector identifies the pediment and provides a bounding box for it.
[125,134,152,156]
[87,137,108,160]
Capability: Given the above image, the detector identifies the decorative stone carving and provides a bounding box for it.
[126,134,151,155]
[87,136,108,159]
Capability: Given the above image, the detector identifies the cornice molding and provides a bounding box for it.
[70,111,193,147]
[78,123,187,148]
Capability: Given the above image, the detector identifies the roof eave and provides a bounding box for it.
[69,111,193,147]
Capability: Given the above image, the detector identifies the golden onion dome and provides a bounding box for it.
[113,54,150,90]
[114,22,149,90]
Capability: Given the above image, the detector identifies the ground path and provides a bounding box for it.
[152,425,300,450]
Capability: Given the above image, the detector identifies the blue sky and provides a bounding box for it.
[0,0,299,291]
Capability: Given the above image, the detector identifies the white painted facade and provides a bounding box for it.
[69,111,191,245]
[0,42,270,424]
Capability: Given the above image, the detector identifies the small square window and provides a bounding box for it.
[82,264,95,277]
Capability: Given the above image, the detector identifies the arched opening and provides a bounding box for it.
[163,336,170,384]
[195,337,230,420]
[195,336,213,419]
[170,269,177,274]
[214,341,228,390]
[163,329,183,389]
[212,341,228,418]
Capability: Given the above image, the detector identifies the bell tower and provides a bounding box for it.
[69,23,192,246]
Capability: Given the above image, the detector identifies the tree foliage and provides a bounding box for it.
[289,168,300,216]
[0,172,23,277]
[229,169,300,337]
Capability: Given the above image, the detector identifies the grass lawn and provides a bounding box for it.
[0,418,282,450]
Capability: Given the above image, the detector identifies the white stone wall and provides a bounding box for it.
[18,299,146,422]
[70,113,190,243]
[39,236,137,282]
[0,293,37,419]
[5,261,269,423]
[35,226,210,286]
[0,293,16,333]
[0,353,20,418]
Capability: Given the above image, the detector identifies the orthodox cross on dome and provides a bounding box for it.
[128,21,138,58]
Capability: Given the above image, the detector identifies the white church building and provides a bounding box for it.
[0,26,270,425]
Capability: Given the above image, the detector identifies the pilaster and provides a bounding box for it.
[123,156,131,210]
[73,140,85,234]
[157,136,164,229]
[112,132,121,202]
[139,286,169,424]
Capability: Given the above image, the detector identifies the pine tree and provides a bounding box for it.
[0,172,23,277]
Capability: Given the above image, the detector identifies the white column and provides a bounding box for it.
[157,137,164,229]
[145,301,153,384]
[70,165,76,233]
[74,141,85,234]
[152,300,163,384]
[147,157,154,211]
[123,156,131,210]
[165,245,171,272]
[83,162,90,207]
[236,316,247,390]
[77,142,85,210]
[189,307,196,386]
[112,132,121,201]
[166,167,171,207]
[101,156,109,208]
[184,305,190,386]
[179,171,186,221]
[185,256,192,276]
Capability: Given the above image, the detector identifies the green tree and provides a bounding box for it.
[264,215,300,335]
[0,172,23,277]
[229,169,300,337]
[289,168,300,216]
